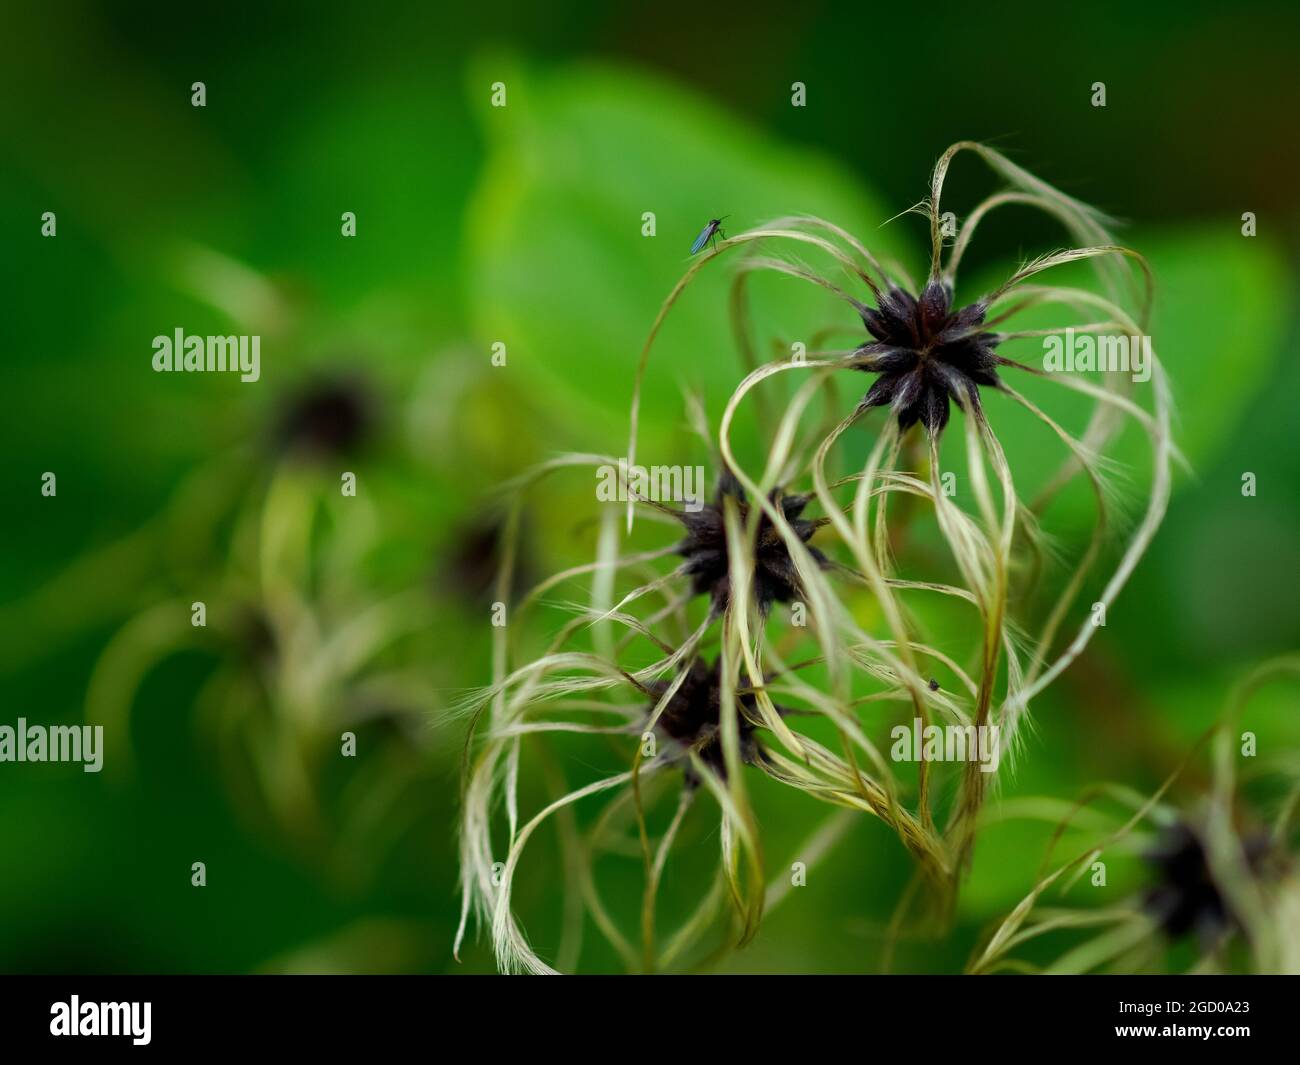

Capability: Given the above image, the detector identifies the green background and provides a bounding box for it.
[1,0,1297,973]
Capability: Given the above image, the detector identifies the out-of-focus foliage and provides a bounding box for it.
[1,2,1297,974]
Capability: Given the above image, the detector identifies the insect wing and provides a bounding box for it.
[689,221,716,255]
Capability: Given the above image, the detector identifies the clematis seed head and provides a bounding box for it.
[646,657,777,785]
[854,281,1001,434]
[672,471,829,616]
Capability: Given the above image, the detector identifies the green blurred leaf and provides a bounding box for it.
[464,58,907,454]
[976,225,1290,523]
[1143,226,1289,465]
